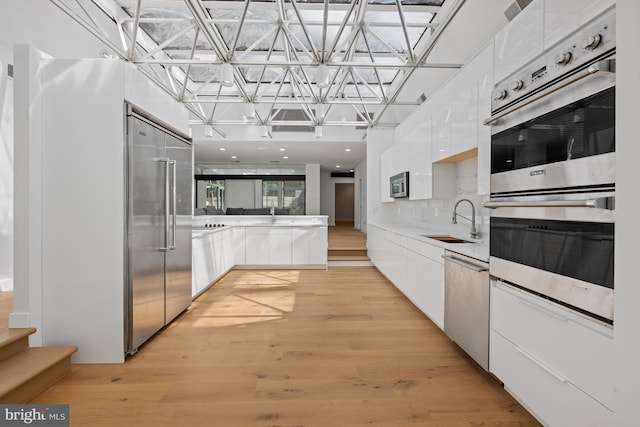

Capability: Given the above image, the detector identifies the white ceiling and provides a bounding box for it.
[52,0,515,171]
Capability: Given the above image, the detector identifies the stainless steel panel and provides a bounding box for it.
[490,256,614,322]
[127,115,167,353]
[485,190,615,223]
[489,66,614,135]
[443,251,490,370]
[165,133,193,324]
[490,152,615,195]
[491,10,616,113]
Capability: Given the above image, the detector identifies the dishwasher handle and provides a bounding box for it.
[442,254,489,272]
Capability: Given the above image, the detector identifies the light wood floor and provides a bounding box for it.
[26,267,538,426]
[328,221,367,250]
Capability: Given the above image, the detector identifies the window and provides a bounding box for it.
[263,180,305,215]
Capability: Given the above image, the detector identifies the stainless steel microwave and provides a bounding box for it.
[390,172,409,198]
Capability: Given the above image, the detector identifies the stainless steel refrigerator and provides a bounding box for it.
[125,107,193,355]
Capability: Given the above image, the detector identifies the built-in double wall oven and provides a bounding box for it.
[484,9,616,324]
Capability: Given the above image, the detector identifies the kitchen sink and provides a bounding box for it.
[421,235,475,244]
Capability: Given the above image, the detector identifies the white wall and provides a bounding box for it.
[354,158,367,231]
[320,172,355,226]
[305,164,320,215]
[0,48,13,291]
[614,2,640,424]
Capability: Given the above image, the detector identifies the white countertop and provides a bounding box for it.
[368,221,490,262]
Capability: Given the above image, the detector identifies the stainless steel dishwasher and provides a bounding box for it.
[443,250,490,370]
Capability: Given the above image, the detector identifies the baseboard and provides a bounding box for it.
[0,278,12,292]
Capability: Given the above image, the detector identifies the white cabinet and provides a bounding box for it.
[243,226,327,267]
[380,147,394,203]
[246,227,292,265]
[368,225,445,329]
[269,228,293,264]
[448,71,478,157]
[245,227,272,264]
[490,281,614,425]
[408,121,431,200]
[392,133,410,176]
[233,227,246,264]
[191,228,235,298]
[476,42,494,195]
[407,119,456,201]
[494,0,544,83]
[292,227,328,266]
[405,239,445,329]
[544,0,615,49]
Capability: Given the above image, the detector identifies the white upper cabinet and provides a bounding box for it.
[380,146,394,203]
[544,0,615,49]
[408,121,432,200]
[494,0,544,83]
[475,42,495,195]
[392,132,410,176]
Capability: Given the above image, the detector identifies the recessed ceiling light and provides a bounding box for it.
[345,148,351,152]
[336,165,341,168]
[350,169,354,172]
[231,155,237,159]
[279,148,285,151]
[219,148,226,151]
[439,149,446,152]
[283,156,289,159]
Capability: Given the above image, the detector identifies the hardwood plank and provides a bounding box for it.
[30,267,540,426]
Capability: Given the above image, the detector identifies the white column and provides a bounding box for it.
[614,2,640,424]
[10,45,50,346]
[305,163,320,215]
[0,48,13,292]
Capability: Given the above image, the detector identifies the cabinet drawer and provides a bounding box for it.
[405,238,444,263]
[491,331,613,427]
[491,282,613,409]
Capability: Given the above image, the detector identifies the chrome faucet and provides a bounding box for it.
[452,199,480,239]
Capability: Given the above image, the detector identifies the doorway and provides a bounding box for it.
[334,183,355,227]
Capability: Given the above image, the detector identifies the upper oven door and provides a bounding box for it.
[490,79,615,195]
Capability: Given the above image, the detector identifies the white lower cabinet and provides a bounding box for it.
[245,227,272,264]
[405,244,444,329]
[490,281,613,426]
[191,229,235,298]
[233,227,246,264]
[244,226,327,267]
[368,225,445,328]
[292,227,328,265]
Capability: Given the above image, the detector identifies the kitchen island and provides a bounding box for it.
[192,215,328,298]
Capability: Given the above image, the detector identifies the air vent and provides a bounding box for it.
[504,0,532,21]
[331,171,355,178]
[271,109,314,133]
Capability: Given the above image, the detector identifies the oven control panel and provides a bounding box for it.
[491,9,616,113]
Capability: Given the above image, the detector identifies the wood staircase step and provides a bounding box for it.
[0,346,77,403]
[328,248,368,257]
[0,328,36,363]
[328,255,371,261]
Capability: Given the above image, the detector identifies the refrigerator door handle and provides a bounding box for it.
[159,157,170,252]
[169,160,177,251]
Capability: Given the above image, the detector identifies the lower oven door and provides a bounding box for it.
[486,192,614,322]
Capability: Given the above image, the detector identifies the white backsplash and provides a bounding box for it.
[380,158,490,237]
